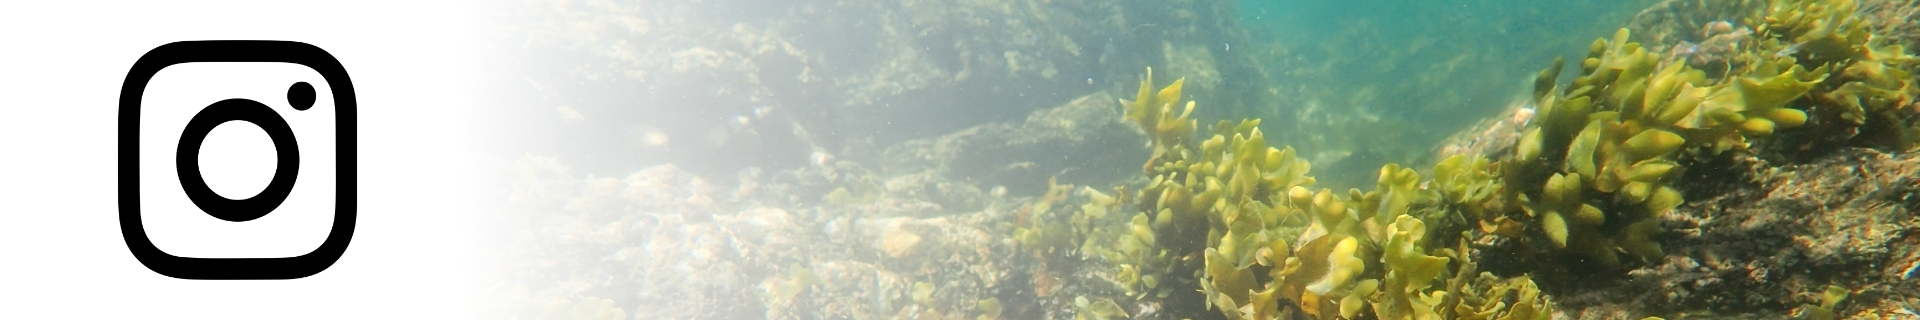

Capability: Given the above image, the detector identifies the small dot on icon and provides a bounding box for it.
[288,82,316,111]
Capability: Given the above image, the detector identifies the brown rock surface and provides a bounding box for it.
[1555,148,1920,319]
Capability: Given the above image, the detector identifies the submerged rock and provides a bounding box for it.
[491,92,1150,319]
[1554,148,1920,318]
[882,91,1149,199]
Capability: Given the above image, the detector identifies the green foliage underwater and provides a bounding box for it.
[490,0,1920,318]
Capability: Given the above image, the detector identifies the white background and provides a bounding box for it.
[1,1,486,317]
[141,63,338,258]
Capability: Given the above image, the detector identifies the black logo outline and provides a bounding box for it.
[119,40,356,280]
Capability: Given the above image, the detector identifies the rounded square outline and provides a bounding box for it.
[119,40,357,280]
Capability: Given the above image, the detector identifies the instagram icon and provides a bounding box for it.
[118,41,356,280]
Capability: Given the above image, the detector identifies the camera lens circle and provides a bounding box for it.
[177,98,299,222]
[288,82,315,111]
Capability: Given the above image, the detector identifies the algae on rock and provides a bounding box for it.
[1076,68,1555,320]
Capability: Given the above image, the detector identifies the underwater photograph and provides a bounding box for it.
[470,0,1920,318]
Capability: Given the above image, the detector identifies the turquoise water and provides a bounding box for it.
[1235,0,1658,188]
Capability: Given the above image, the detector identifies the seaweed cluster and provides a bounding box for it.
[997,1,1919,318]
[1038,69,1555,320]
[1012,177,1095,259]
[1754,0,1920,149]
[1039,2,1916,313]
[1495,0,1919,271]
[1506,28,1719,268]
